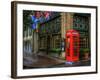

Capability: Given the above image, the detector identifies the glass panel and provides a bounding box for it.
[73,36,78,56]
[66,37,70,56]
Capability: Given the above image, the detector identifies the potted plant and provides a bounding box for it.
[83,48,90,61]
[51,48,61,57]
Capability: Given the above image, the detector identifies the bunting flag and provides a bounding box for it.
[35,11,41,18]
[36,23,40,32]
[31,15,39,23]
[31,15,36,30]
[44,12,51,20]
[31,23,36,30]
[38,17,44,23]
[31,15,39,30]
[30,11,51,32]
[31,15,36,22]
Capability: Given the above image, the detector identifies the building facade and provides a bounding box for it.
[38,12,90,58]
[23,12,90,59]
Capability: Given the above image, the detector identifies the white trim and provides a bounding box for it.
[17,3,96,76]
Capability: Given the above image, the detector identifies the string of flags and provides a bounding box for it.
[30,11,51,32]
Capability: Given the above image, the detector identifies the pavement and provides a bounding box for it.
[23,54,91,69]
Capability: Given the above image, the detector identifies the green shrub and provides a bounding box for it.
[83,48,90,53]
[51,48,61,53]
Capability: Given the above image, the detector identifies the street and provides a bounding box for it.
[23,54,90,69]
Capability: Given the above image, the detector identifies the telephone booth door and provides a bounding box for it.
[65,30,79,62]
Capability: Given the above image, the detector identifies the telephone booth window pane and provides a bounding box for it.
[73,36,78,56]
[67,37,70,56]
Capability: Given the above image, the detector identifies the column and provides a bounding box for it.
[60,12,74,59]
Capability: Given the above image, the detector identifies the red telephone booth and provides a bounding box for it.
[65,30,80,62]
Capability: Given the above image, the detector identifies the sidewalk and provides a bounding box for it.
[23,54,65,69]
[23,53,91,69]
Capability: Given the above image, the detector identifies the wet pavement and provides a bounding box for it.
[23,54,90,69]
